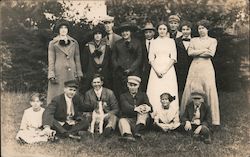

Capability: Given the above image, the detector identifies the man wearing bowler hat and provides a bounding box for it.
[102,15,122,49]
[168,15,183,39]
[43,80,89,140]
[112,22,143,99]
[141,22,156,92]
[119,76,152,141]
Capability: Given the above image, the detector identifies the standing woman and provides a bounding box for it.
[47,20,83,104]
[81,24,113,92]
[180,20,220,126]
[147,21,179,117]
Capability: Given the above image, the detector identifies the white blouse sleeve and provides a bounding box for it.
[169,39,177,63]
[20,110,28,130]
[207,38,218,57]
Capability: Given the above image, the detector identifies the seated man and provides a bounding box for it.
[84,74,119,137]
[181,89,212,144]
[42,80,89,139]
[119,76,152,141]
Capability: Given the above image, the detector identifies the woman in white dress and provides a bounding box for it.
[146,21,179,118]
[180,20,220,125]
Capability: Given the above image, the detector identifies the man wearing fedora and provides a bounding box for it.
[118,76,152,141]
[102,15,122,49]
[141,22,156,92]
[43,80,89,140]
[112,22,143,99]
[168,15,183,39]
[181,89,212,144]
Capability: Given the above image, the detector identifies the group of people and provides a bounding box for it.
[16,14,220,145]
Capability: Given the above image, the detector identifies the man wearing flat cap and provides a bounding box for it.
[118,76,152,141]
[102,15,122,49]
[112,22,143,99]
[141,22,156,92]
[181,88,212,144]
[43,80,89,140]
[168,15,183,39]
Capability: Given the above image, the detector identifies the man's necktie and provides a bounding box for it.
[147,41,151,52]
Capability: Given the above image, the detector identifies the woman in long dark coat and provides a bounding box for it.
[47,20,83,104]
[81,24,113,93]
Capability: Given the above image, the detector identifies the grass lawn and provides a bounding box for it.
[1,90,250,157]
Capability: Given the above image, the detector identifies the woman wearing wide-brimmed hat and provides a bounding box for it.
[81,24,113,93]
[180,19,220,126]
[47,19,83,104]
[112,22,142,99]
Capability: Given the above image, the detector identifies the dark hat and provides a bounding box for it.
[142,22,156,31]
[180,20,193,29]
[92,24,106,36]
[118,22,138,33]
[197,19,211,30]
[168,15,181,23]
[64,80,79,88]
[54,19,71,34]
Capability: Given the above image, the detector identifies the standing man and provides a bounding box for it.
[141,22,156,92]
[83,74,119,137]
[175,21,193,96]
[119,76,152,141]
[43,80,89,140]
[168,15,182,39]
[112,22,142,99]
[102,15,122,49]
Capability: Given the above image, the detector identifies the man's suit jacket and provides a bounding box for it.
[43,94,85,127]
[175,36,192,92]
[112,37,142,76]
[141,39,152,92]
[181,102,212,128]
[83,88,119,115]
[103,33,122,49]
[120,92,151,118]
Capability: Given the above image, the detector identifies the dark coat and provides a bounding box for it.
[103,33,122,49]
[81,40,113,93]
[47,35,83,104]
[181,101,212,128]
[43,94,86,127]
[175,36,192,92]
[119,92,151,118]
[141,39,151,92]
[84,88,119,116]
[112,38,143,98]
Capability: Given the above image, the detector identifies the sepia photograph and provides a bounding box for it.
[1,0,249,156]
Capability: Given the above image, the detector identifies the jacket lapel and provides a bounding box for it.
[53,35,76,56]
[60,94,67,116]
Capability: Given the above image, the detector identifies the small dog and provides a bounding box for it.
[90,101,105,134]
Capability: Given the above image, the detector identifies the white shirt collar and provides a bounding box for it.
[94,87,103,100]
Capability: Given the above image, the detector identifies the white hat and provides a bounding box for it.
[102,15,114,22]
[127,76,141,85]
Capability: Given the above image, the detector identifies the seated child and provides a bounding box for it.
[154,93,180,131]
[181,89,212,144]
[16,93,55,144]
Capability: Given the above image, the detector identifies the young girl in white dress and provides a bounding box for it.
[154,93,180,131]
[16,93,55,144]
